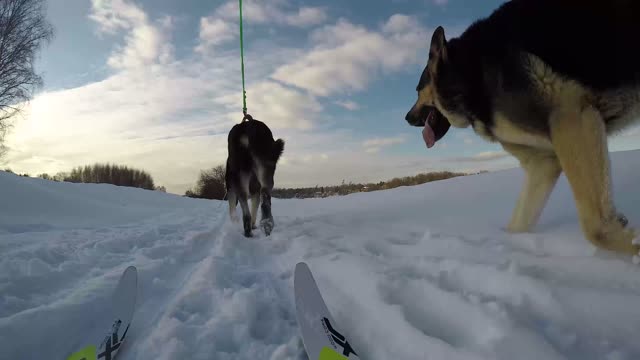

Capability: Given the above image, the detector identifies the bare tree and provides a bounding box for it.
[185,165,226,200]
[0,0,53,156]
[64,163,156,190]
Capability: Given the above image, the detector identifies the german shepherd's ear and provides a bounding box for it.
[430,26,448,63]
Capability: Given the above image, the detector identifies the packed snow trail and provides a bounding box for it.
[3,150,640,360]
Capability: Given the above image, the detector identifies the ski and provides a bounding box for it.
[294,262,361,360]
[66,265,138,360]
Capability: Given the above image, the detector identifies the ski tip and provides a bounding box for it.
[123,265,138,285]
[294,262,310,290]
[116,265,138,308]
[124,265,137,276]
[294,262,311,279]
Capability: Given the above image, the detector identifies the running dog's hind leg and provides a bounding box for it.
[260,187,274,236]
[227,190,239,223]
[256,163,275,236]
[250,193,260,230]
[238,174,253,237]
[550,103,639,255]
[502,143,561,233]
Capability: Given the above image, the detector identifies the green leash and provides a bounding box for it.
[238,0,250,119]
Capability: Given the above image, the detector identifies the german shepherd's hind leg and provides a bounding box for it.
[250,193,260,230]
[502,143,561,233]
[550,104,639,255]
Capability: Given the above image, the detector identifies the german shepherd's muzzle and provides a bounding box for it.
[405,104,450,148]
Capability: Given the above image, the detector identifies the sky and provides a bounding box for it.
[3,0,640,195]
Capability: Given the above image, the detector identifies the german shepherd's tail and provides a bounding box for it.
[273,138,285,162]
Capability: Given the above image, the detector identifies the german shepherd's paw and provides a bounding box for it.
[594,225,640,256]
[616,212,629,227]
[504,221,531,234]
[631,232,640,265]
[261,217,274,236]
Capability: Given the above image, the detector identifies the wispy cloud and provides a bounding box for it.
[196,17,237,53]
[90,0,173,70]
[215,0,327,27]
[271,14,430,97]
[89,0,147,33]
[362,136,406,153]
[450,151,511,163]
[215,80,321,130]
[196,0,327,53]
[335,100,360,111]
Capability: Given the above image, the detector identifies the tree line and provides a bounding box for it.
[183,165,486,200]
[62,163,155,190]
[271,171,478,199]
[4,163,485,200]
[7,163,160,191]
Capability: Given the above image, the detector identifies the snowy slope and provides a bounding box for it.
[3,150,640,360]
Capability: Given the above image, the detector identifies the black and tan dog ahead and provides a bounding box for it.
[225,115,284,237]
[406,0,640,257]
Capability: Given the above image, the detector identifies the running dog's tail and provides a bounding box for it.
[273,139,285,162]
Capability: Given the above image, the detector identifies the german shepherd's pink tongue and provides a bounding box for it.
[422,111,436,148]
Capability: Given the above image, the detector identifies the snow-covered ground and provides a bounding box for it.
[3,150,640,360]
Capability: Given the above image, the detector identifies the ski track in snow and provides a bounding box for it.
[3,150,640,360]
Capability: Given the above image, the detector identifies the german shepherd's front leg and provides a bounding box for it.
[550,104,639,255]
[502,143,561,233]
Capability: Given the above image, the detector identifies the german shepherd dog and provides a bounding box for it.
[225,115,285,237]
[405,0,640,256]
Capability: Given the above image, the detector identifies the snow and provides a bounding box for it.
[3,150,640,360]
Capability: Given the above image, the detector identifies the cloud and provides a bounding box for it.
[271,14,430,97]
[285,7,328,27]
[335,100,359,111]
[450,151,511,163]
[90,0,173,70]
[5,60,235,185]
[363,136,406,153]
[89,0,146,33]
[215,0,327,27]
[215,80,322,130]
[195,0,327,53]
[196,17,237,53]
